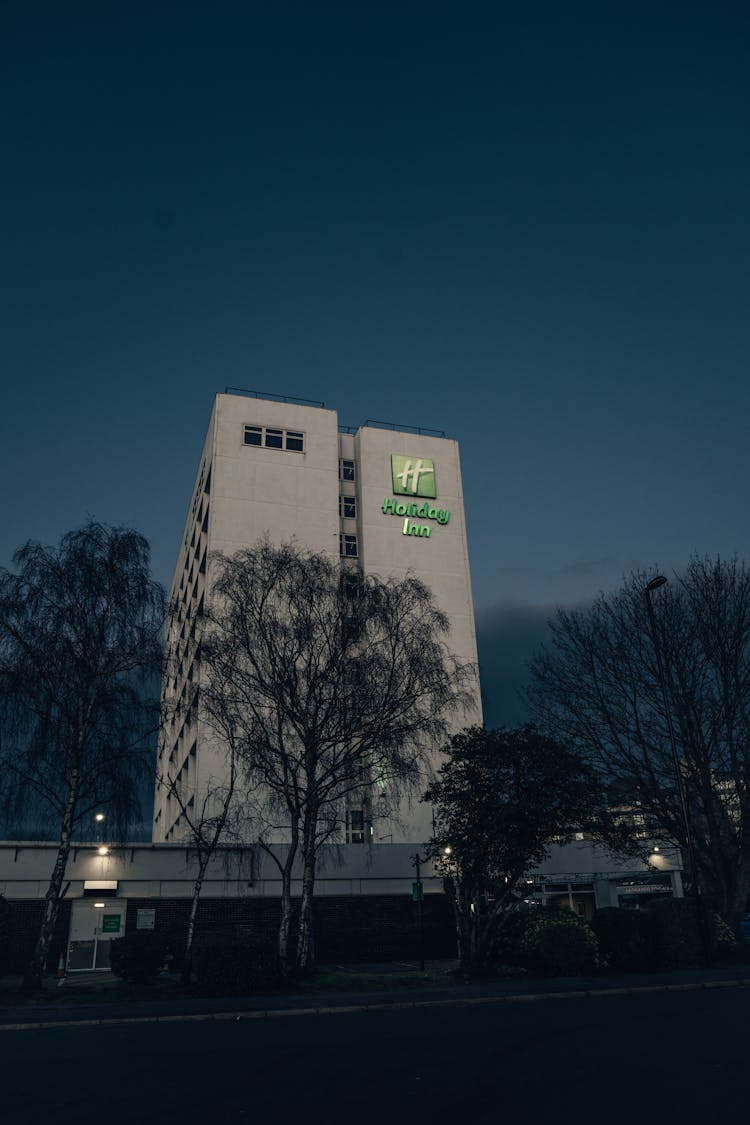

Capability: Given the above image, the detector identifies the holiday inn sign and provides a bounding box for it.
[383,455,450,538]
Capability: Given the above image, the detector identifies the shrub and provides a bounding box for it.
[519,911,598,976]
[109,931,168,984]
[192,938,279,996]
[591,908,656,972]
[713,913,737,960]
[495,906,597,976]
[646,897,713,968]
[492,910,534,965]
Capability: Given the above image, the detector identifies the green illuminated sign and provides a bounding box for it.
[101,914,121,933]
[381,498,451,540]
[391,455,436,498]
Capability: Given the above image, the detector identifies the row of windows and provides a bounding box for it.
[243,425,305,452]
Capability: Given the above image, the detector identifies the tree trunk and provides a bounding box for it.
[22,771,79,993]
[296,812,318,975]
[182,856,209,984]
[447,877,471,975]
[277,841,297,977]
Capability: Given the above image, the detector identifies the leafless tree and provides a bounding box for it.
[0,522,164,990]
[201,541,474,975]
[528,557,750,927]
[156,762,243,981]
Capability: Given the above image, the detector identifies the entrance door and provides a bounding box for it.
[67,900,126,970]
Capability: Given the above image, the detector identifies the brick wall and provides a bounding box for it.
[4,899,71,974]
[3,892,456,975]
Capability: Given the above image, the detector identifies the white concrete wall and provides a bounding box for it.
[154,393,482,853]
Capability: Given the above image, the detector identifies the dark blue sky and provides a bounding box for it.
[2,2,748,725]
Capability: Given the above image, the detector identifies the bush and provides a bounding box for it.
[495,906,597,976]
[713,913,737,960]
[109,931,168,984]
[645,897,713,968]
[192,938,280,996]
[591,908,656,972]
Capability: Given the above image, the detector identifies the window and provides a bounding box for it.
[339,495,356,519]
[340,534,358,558]
[243,425,305,452]
[339,458,355,481]
[346,809,365,844]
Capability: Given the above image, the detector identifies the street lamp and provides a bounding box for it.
[644,575,711,963]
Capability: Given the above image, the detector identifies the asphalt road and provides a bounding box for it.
[1,988,745,1125]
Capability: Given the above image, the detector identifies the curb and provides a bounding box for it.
[1,976,749,1032]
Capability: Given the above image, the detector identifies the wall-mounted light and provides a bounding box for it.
[97,846,109,856]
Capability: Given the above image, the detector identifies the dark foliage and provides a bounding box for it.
[109,931,169,984]
[425,725,607,973]
[192,937,280,995]
[495,906,598,976]
[591,908,657,972]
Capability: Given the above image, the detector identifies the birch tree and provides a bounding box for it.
[0,522,164,991]
[201,542,473,976]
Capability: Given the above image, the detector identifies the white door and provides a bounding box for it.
[67,900,126,971]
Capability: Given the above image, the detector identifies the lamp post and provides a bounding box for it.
[644,575,711,964]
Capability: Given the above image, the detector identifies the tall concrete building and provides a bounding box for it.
[153,390,482,846]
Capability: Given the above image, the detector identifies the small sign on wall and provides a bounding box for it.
[101,914,121,933]
[136,908,156,931]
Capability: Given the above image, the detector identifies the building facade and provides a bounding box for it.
[152,390,482,847]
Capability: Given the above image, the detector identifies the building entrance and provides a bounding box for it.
[67,899,126,971]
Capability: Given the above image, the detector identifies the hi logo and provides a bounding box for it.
[391,455,437,498]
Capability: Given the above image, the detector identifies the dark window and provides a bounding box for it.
[340,459,356,482]
[341,573,360,598]
[340,495,356,519]
[244,425,305,452]
[346,809,365,844]
[340,534,358,558]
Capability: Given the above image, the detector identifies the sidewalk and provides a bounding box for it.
[2,960,750,1030]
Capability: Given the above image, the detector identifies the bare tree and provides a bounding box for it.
[156,764,241,982]
[201,541,473,976]
[0,522,164,990]
[528,557,750,928]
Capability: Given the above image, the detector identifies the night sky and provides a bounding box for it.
[3,2,749,727]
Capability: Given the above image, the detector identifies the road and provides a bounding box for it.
[1,987,745,1124]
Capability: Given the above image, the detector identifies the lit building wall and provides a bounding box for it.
[153,391,481,847]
